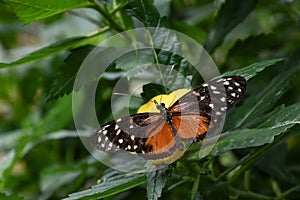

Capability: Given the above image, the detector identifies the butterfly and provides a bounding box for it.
[91,76,247,163]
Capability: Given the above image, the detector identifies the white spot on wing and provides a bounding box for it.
[118,139,123,144]
[116,129,121,135]
[209,103,214,108]
[116,118,122,122]
[221,107,226,111]
[210,85,217,90]
[102,130,108,135]
[103,125,110,129]
[224,81,229,86]
[193,91,200,96]
[220,97,226,102]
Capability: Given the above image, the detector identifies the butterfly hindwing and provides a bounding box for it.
[91,112,180,159]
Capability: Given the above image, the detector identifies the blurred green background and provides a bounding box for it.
[0,0,300,199]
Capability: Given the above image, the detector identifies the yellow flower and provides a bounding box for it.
[137,88,190,113]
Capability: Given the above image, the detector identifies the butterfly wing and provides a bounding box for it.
[170,76,247,142]
[91,112,179,159]
[91,76,247,160]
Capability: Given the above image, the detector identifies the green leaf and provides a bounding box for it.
[226,64,295,129]
[64,173,146,199]
[221,58,285,80]
[146,168,167,200]
[2,0,92,23]
[127,0,162,27]
[0,150,16,181]
[141,83,167,102]
[0,33,103,68]
[115,49,154,78]
[190,174,200,200]
[225,34,280,66]
[194,103,300,159]
[205,0,257,53]
[40,166,82,197]
[0,96,73,187]
[46,45,95,101]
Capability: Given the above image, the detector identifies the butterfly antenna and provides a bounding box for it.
[113,92,130,96]
[166,64,175,83]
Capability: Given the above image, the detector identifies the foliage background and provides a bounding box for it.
[0,0,300,199]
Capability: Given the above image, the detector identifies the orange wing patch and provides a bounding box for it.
[173,114,210,141]
[145,122,176,155]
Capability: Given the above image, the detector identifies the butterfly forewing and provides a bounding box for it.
[91,76,247,160]
[170,76,246,142]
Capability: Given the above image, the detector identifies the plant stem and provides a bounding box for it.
[229,186,274,200]
[91,1,125,32]
[110,0,129,15]
[275,185,300,200]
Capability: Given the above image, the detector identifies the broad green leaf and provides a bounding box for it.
[115,49,154,78]
[204,0,257,53]
[127,0,161,27]
[257,104,300,128]
[64,173,146,199]
[225,34,279,66]
[146,168,167,200]
[221,58,285,80]
[141,83,167,102]
[194,103,300,159]
[46,46,95,101]
[0,32,104,68]
[2,0,92,23]
[226,64,295,130]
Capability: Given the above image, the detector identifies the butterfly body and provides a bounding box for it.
[91,76,247,163]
